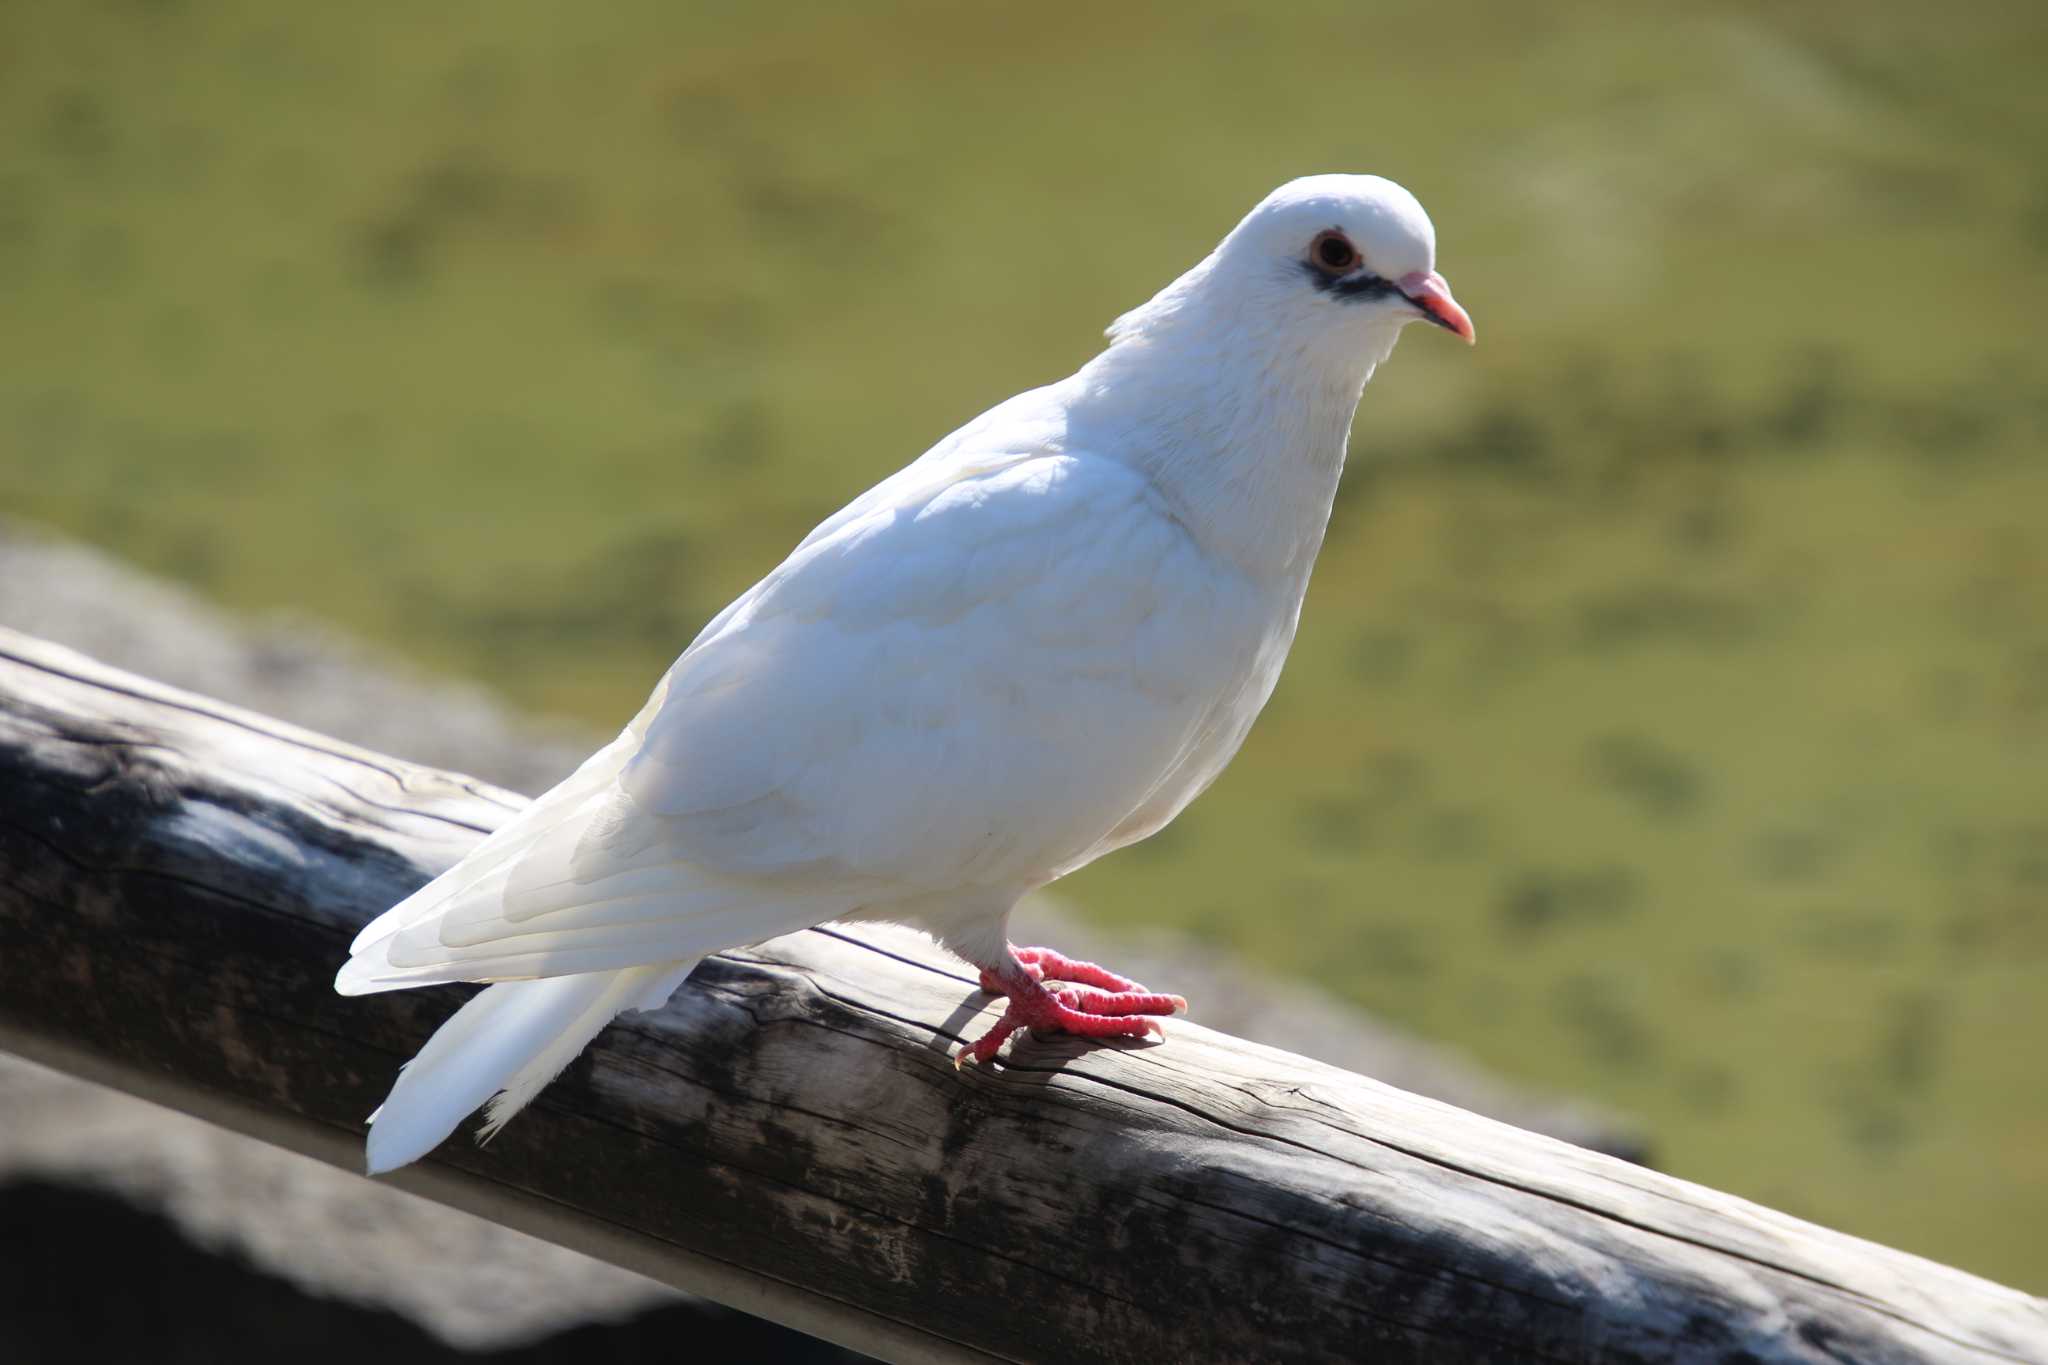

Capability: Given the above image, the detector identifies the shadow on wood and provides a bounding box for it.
[0,628,2041,1364]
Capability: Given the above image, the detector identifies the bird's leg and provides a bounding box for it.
[956,946,1187,1068]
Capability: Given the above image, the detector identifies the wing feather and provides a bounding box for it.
[338,444,1254,997]
[612,452,1242,891]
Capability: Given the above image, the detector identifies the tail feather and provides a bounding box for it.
[350,726,644,958]
[363,959,694,1175]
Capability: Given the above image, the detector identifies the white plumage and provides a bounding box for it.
[339,173,1474,1174]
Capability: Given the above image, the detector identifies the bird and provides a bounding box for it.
[337,173,1475,1175]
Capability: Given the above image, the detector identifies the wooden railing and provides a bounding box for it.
[0,627,2041,1364]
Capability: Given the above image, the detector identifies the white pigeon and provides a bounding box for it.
[338,173,1474,1174]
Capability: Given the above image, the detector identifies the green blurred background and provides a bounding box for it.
[3,0,2045,1288]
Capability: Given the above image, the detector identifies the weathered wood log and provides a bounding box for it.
[0,626,2040,1365]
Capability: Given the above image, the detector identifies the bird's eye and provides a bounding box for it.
[1309,230,1359,276]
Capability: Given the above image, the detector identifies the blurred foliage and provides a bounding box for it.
[2,0,2045,1289]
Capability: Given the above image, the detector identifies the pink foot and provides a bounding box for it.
[956,946,1188,1068]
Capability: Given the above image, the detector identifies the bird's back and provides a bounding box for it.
[341,414,1275,995]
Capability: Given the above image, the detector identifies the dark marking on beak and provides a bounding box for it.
[1408,297,1465,333]
[1299,261,1401,302]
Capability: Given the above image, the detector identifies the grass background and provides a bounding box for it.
[3,0,2045,1287]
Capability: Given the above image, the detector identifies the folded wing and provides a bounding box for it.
[338,450,1237,996]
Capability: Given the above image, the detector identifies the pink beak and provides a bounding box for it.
[1396,270,1475,345]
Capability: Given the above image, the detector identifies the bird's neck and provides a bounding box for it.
[1068,309,1398,595]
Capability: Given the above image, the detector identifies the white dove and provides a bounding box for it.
[338,173,1475,1174]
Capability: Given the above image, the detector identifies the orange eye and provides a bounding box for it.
[1310,230,1359,276]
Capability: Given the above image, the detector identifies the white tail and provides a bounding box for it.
[364,959,695,1175]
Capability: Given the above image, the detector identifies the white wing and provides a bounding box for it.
[338,445,1253,994]
[622,451,1249,881]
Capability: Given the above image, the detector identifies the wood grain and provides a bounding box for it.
[0,626,2040,1364]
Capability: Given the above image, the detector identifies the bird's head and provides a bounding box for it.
[1108,174,1474,363]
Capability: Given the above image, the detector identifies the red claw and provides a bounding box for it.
[956,946,1187,1068]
